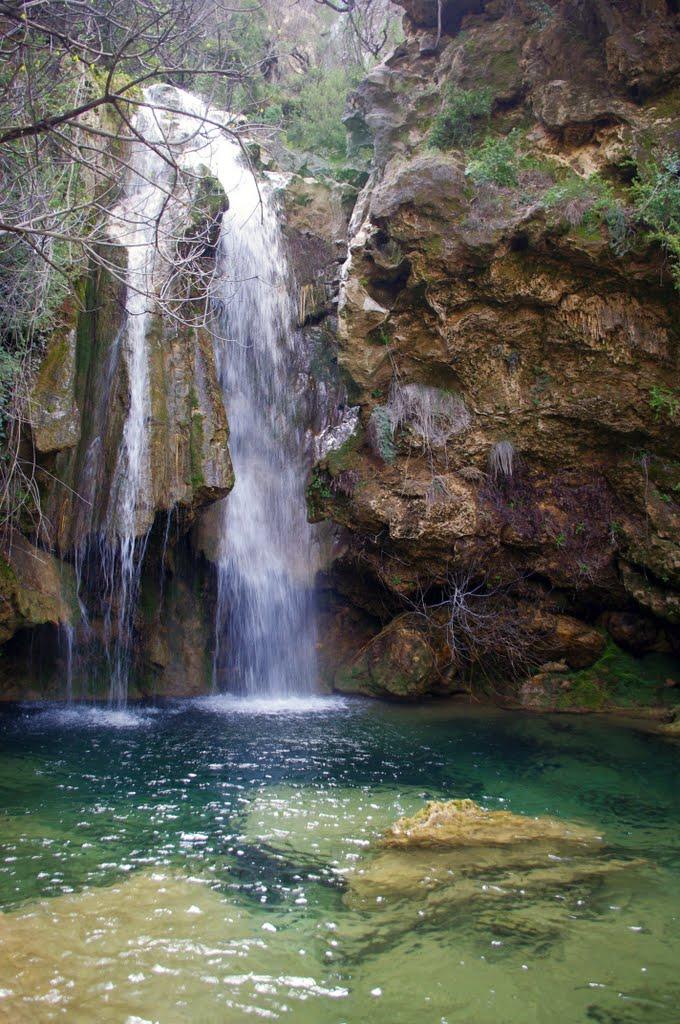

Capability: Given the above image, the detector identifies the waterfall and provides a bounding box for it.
[209,148,318,698]
[67,87,318,702]
[154,89,318,696]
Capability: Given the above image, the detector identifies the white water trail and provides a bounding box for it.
[99,99,173,706]
[178,99,318,697]
[211,159,318,697]
[156,90,318,696]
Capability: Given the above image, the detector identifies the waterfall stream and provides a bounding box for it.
[69,88,317,703]
[197,107,318,697]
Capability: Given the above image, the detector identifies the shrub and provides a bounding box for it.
[466,133,521,187]
[631,153,680,288]
[285,67,359,160]
[543,172,632,254]
[429,86,493,150]
[407,568,540,681]
[649,384,680,422]
[367,405,397,463]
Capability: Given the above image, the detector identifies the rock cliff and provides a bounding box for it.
[312,0,680,703]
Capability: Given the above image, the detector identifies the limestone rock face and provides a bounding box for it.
[313,0,680,700]
[40,264,234,557]
[29,326,81,455]
[0,532,75,644]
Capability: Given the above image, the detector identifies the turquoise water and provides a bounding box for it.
[0,697,678,1023]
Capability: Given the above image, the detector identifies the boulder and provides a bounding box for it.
[381,798,599,849]
[334,612,445,699]
[0,532,75,644]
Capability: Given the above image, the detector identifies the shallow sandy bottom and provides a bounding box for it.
[0,700,677,1023]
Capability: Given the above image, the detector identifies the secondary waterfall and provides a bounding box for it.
[102,101,168,705]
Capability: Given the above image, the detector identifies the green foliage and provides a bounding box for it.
[367,405,397,463]
[649,385,680,422]
[543,172,631,253]
[526,0,555,27]
[307,467,333,518]
[466,132,521,187]
[0,349,21,442]
[429,87,493,150]
[631,153,680,287]
[372,328,392,346]
[285,67,359,160]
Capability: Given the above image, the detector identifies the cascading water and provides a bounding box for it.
[151,89,318,697]
[68,90,194,706]
[102,108,164,705]
[209,147,318,698]
[67,87,318,703]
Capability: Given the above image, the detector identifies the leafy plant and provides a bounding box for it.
[429,86,493,150]
[543,172,631,253]
[466,132,521,187]
[631,153,680,287]
[373,328,392,347]
[307,467,333,517]
[285,67,360,160]
[367,405,397,463]
[649,384,680,422]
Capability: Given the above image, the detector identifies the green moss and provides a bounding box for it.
[325,427,364,477]
[556,676,606,711]
[188,386,205,491]
[558,641,678,710]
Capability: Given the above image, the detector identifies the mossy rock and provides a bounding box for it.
[521,641,679,712]
[382,799,600,849]
[334,613,442,700]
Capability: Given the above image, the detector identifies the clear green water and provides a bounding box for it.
[0,697,678,1023]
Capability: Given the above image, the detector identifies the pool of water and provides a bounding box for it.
[0,697,678,1023]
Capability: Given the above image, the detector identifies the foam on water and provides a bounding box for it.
[192,694,353,716]
[20,704,152,730]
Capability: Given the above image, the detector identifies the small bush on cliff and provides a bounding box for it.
[649,385,680,422]
[286,67,360,160]
[387,383,470,451]
[429,86,493,150]
[543,173,631,253]
[466,133,521,187]
[367,405,397,463]
[631,153,680,288]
